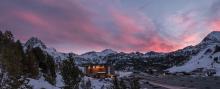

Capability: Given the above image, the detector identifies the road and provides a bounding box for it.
[148,81,196,89]
[133,73,197,89]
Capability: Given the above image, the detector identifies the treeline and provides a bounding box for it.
[0,30,57,88]
[0,30,81,89]
[0,30,27,88]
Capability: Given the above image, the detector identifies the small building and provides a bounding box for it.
[81,63,115,78]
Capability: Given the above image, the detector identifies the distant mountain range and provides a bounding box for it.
[0,30,220,89]
[23,31,220,75]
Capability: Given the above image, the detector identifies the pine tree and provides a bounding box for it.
[23,48,39,78]
[0,31,25,88]
[44,54,56,85]
[0,31,3,45]
[61,56,81,89]
[2,31,14,43]
[30,47,56,85]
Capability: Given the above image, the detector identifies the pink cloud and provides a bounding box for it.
[110,9,143,34]
[209,20,220,31]
[15,11,50,29]
[167,11,198,31]
[108,8,178,52]
[1,0,213,54]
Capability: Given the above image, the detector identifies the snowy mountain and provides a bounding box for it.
[23,37,119,65]
[168,31,220,76]
[24,37,47,49]
[24,37,118,65]
[201,31,220,44]
[81,49,117,59]
[24,37,71,63]
[22,31,220,75]
[79,49,117,64]
[144,51,166,58]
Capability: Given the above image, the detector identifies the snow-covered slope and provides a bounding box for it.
[168,45,220,73]
[79,77,114,89]
[168,31,220,76]
[27,73,64,89]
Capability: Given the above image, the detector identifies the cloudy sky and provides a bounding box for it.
[1,0,220,54]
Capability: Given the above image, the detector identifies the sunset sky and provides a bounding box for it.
[1,0,220,54]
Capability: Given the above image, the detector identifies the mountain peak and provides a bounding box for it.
[101,49,117,54]
[25,37,46,49]
[146,51,160,55]
[201,31,220,43]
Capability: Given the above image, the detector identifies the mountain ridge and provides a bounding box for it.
[1,30,220,89]
[167,31,220,76]
[23,31,220,66]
